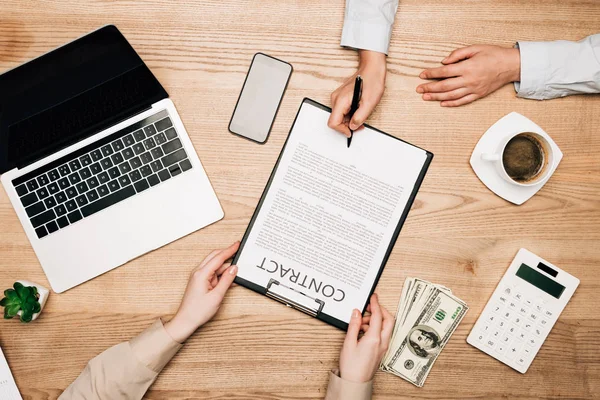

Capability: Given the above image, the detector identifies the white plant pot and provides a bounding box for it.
[14,280,49,321]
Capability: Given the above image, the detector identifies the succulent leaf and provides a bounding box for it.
[13,282,25,297]
[20,310,33,323]
[6,304,20,318]
[19,287,32,301]
[4,289,19,303]
[21,301,33,314]
[25,295,37,307]
[33,302,41,314]
[4,307,14,319]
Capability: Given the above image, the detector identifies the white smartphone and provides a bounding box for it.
[229,53,292,144]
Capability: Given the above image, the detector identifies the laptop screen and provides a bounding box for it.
[0,25,167,174]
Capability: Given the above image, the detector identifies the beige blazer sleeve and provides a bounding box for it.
[324,369,373,400]
[59,319,182,400]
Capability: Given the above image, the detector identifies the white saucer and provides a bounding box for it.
[470,112,563,205]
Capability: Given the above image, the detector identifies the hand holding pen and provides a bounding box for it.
[327,50,387,140]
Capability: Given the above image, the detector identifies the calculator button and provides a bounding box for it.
[508,301,518,310]
[496,319,507,330]
[501,310,512,320]
[479,323,491,334]
[524,298,534,307]
[503,287,513,296]
[512,315,524,326]
[517,331,527,341]
[544,310,554,318]
[507,325,519,336]
[491,303,503,314]
[514,292,523,301]
[501,334,511,343]
[516,355,528,366]
[534,304,544,313]
[518,306,529,316]
[528,313,539,322]
[532,327,543,337]
[485,338,497,349]
[522,322,534,332]
[487,314,497,323]
[497,295,508,304]
[475,332,487,344]
[506,341,522,360]
[491,329,502,339]
[496,343,507,355]
[539,318,549,328]
[526,336,538,347]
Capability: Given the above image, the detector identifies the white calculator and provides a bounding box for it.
[467,248,579,373]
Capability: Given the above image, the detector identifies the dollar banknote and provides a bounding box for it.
[380,278,468,386]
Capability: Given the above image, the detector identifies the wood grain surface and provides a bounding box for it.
[1,1,599,399]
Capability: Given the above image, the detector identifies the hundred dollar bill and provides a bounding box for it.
[383,278,424,368]
[387,288,468,387]
[381,278,414,370]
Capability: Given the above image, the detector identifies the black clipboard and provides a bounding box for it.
[232,98,433,330]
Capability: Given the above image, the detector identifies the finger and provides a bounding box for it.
[423,87,470,101]
[213,265,238,298]
[191,249,222,273]
[380,305,395,348]
[366,304,371,313]
[361,324,370,333]
[216,262,232,276]
[442,45,480,64]
[441,93,479,107]
[200,242,240,278]
[200,249,222,268]
[349,98,378,131]
[417,77,465,94]
[344,309,362,347]
[419,64,462,80]
[328,95,352,137]
[365,294,383,338]
[362,315,371,324]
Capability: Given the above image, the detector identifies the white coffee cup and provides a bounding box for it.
[481,131,554,187]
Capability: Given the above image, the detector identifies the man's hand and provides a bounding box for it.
[328,50,387,137]
[416,45,521,107]
[338,293,394,383]
[164,242,239,343]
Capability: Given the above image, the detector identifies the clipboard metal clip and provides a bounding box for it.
[265,279,325,318]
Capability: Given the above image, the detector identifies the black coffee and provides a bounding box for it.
[502,134,544,182]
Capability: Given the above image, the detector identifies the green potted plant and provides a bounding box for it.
[1,280,49,322]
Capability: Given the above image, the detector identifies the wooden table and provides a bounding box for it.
[1,1,599,399]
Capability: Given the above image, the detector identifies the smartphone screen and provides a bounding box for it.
[229,53,292,143]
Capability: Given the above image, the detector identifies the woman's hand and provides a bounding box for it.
[338,293,394,383]
[164,242,240,343]
[328,50,387,137]
[417,45,521,107]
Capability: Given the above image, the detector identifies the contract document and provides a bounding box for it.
[0,345,22,400]
[233,99,432,329]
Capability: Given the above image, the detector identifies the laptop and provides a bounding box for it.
[0,25,224,293]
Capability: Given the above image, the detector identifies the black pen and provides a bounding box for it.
[347,75,362,148]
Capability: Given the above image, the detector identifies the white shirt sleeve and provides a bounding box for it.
[514,34,600,100]
[340,0,399,55]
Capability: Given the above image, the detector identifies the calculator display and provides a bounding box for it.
[516,263,565,299]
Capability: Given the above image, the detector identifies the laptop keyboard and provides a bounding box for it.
[11,110,193,239]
